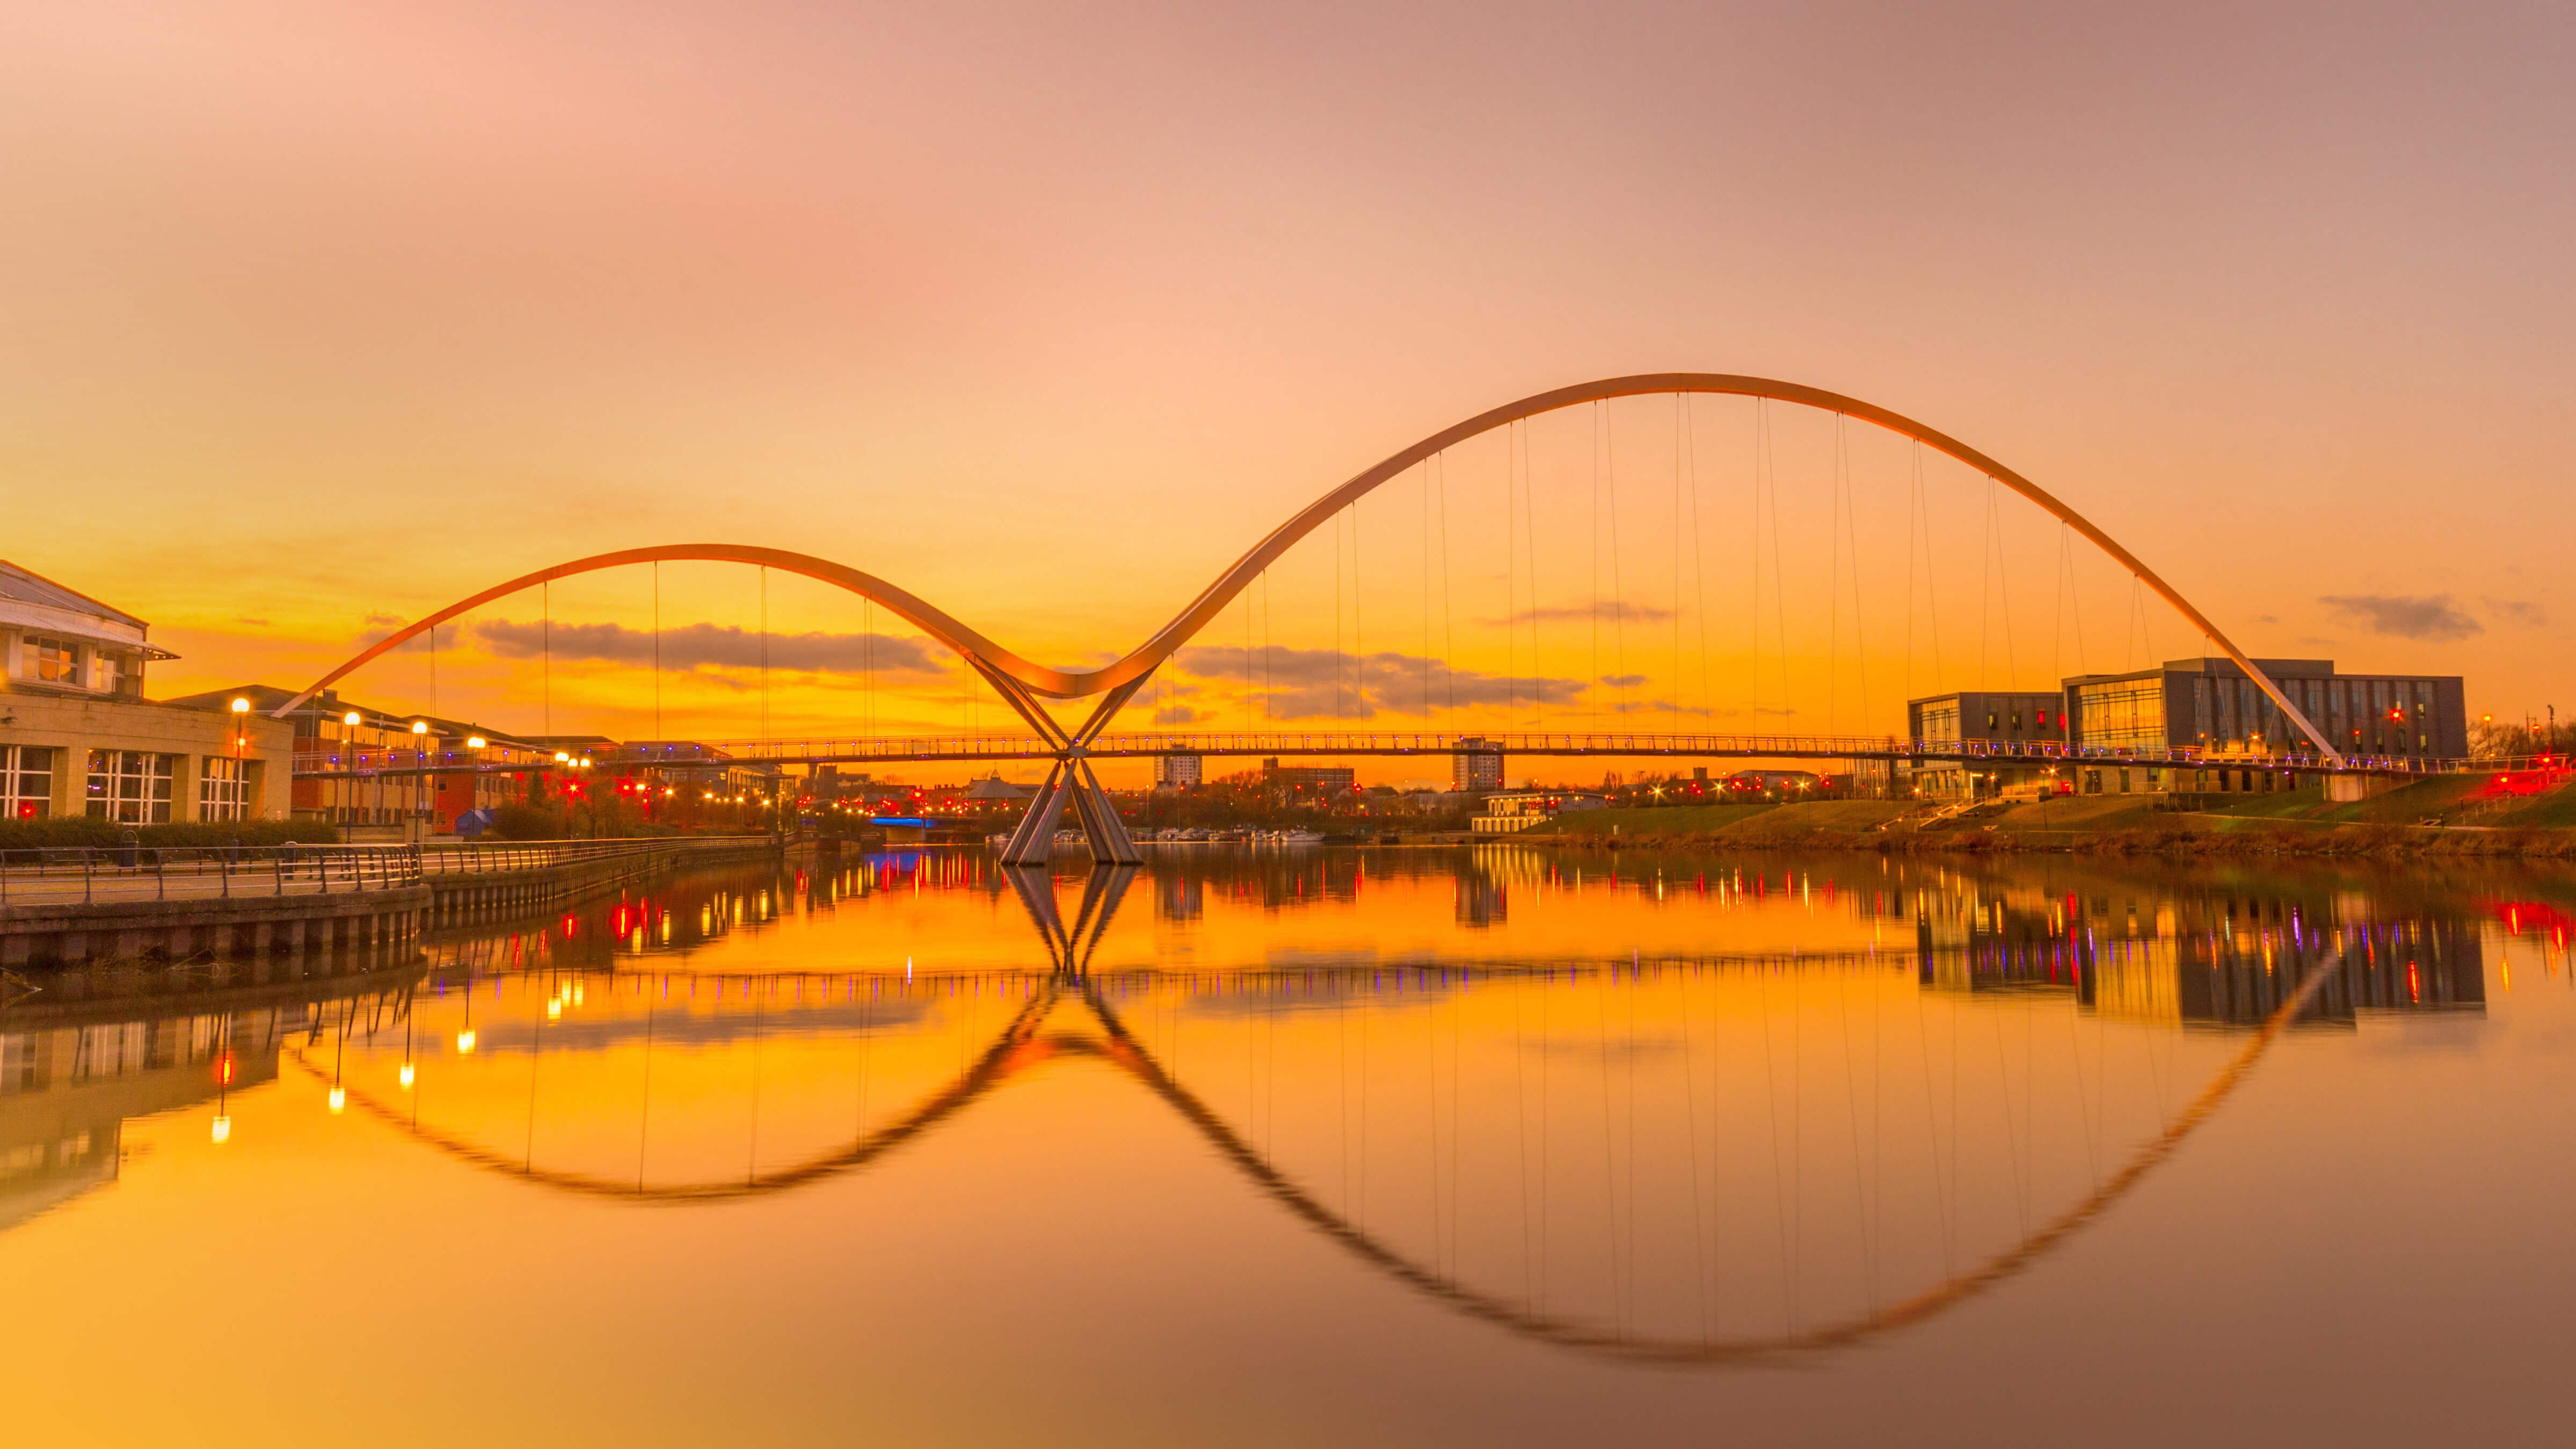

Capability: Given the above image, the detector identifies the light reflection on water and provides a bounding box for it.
[3,846,2571,1446]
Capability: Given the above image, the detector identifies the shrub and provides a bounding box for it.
[486,803,567,841]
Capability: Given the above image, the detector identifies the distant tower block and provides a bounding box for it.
[1453,738,1503,792]
[1153,753,1202,787]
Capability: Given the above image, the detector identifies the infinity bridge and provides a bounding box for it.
[280,373,2445,863]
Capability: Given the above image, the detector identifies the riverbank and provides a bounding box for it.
[1511,774,2576,857]
[0,835,782,967]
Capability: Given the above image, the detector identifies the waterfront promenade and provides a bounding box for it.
[0,835,778,966]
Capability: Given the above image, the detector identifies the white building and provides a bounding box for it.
[1153,753,1203,788]
[0,559,293,822]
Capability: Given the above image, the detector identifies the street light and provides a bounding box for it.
[412,720,430,840]
[339,711,366,825]
[227,698,250,820]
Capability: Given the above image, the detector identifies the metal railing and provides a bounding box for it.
[411,835,775,876]
[0,835,777,908]
[0,843,422,907]
[278,727,2530,780]
[529,731,2490,777]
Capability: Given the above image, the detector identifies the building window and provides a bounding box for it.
[27,635,76,685]
[2075,679,2168,752]
[200,756,252,821]
[85,750,173,824]
[1,746,53,818]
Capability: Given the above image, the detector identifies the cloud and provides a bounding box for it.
[360,610,403,628]
[235,615,272,628]
[1482,602,1675,628]
[1599,673,1647,688]
[2484,598,2549,628]
[474,619,951,676]
[1154,705,1205,725]
[2318,594,2482,643]
[1173,644,1584,721]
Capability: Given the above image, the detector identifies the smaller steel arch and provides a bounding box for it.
[267,543,1083,719]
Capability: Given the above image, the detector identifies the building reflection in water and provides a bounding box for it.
[1910,869,2486,1026]
[0,952,419,1230]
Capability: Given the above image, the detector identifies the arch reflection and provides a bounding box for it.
[272,842,2506,1367]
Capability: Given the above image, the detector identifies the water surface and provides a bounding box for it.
[5,846,2571,1447]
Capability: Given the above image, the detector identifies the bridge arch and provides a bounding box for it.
[266,543,1072,722]
[1093,373,2337,760]
[276,375,2338,759]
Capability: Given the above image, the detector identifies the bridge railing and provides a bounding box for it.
[567,731,2484,775]
[286,730,2502,779]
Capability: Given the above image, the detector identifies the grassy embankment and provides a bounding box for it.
[1513,773,2576,856]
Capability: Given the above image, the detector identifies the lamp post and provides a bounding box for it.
[411,720,430,841]
[228,697,249,822]
[344,712,363,827]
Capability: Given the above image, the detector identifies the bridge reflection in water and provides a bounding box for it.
[37,846,2476,1364]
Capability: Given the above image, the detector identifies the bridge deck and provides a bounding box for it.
[292,730,2472,779]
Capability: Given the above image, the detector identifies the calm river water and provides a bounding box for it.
[5,845,2572,1447]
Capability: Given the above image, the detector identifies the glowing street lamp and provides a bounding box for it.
[411,720,431,840]
[225,697,251,817]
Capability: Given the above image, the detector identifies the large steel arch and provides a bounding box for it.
[273,376,2338,760]
[1095,373,2339,760]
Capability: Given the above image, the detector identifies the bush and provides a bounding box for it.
[486,803,567,841]
[0,818,339,850]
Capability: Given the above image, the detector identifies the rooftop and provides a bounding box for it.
[0,558,147,630]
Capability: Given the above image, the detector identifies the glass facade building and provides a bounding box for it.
[2063,659,2467,762]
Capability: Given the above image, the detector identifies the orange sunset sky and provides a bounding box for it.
[4,2,2568,771]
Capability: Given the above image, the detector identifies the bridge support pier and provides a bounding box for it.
[981,666,1146,868]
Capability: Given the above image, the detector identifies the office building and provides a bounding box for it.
[2064,658,2465,760]
[1905,690,2069,799]
[1153,753,1203,788]
[2063,658,2465,796]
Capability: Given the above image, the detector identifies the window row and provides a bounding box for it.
[12,636,136,694]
